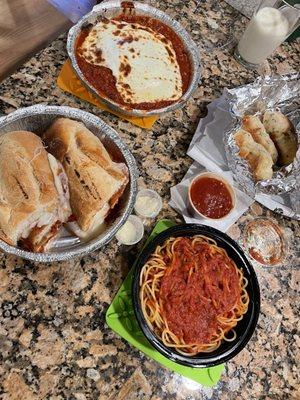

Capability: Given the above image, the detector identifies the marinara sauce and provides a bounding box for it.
[190,177,234,219]
[160,237,240,344]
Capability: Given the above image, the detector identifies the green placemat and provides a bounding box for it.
[105,219,224,387]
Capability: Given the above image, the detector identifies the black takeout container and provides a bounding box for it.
[132,224,260,368]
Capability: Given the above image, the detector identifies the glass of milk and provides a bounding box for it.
[234,0,300,68]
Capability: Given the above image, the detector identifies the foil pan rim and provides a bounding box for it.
[67,0,201,117]
[0,105,138,262]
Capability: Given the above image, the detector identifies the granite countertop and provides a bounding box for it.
[0,1,299,399]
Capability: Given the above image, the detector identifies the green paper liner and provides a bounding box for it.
[106,219,224,387]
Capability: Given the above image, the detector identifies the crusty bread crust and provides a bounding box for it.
[242,115,278,163]
[234,129,273,181]
[0,131,63,246]
[44,118,129,231]
[263,110,298,166]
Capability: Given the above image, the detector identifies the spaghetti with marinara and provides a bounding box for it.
[139,236,249,355]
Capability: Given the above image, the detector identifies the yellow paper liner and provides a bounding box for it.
[57,60,158,129]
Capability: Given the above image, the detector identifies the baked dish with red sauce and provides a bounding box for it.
[75,14,192,111]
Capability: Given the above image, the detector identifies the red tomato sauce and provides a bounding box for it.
[190,177,233,219]
[159,237,240,344]
[75,14,191,110]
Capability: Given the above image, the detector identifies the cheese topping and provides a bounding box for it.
[79,19,183,104]
[135,195,159,217]
[116,220,137,245]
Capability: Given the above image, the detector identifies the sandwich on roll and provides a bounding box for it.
[0,131,71,252]
[44,118,129,240]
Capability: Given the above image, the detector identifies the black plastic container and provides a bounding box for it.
[132,224,260,368]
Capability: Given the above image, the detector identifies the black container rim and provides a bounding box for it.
[132,223,260,368]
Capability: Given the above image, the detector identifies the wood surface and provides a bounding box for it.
[0,0,72,81]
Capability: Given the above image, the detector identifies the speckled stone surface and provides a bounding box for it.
[0,1,299,399]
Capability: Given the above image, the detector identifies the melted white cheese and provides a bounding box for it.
[79,19,183,104]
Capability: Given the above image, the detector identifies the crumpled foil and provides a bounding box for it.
[223,73,300,198]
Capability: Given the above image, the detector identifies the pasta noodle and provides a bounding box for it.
[139,235,249,355]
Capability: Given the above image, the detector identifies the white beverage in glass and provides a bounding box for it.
[234,0,300,68]
[238,7,289,65]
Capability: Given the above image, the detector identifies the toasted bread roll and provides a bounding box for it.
[0,131,71,251]
[44,118,129,238]
[263,110,297,166]
[242,115,278,163]
[234,129,273,181]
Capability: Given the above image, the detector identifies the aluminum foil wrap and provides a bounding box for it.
[223,73,300,199]
[0,105,138,262]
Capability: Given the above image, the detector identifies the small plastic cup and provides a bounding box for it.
[242,217,287,266]
[134,189,163,219]
[188,172,236,220]
[115,215,144,245]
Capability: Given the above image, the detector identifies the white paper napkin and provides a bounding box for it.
[187,95,233,171]
[169,162,254,233]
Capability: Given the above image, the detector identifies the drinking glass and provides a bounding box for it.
[234,0,300,69]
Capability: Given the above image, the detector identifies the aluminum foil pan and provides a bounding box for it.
[223,73,300,197]
[0,105,138,262]
[67,0,201,117]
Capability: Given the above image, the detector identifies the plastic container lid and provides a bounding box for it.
[243,217,286,266]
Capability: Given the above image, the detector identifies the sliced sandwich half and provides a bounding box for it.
[0,131,71,252]
[44,118,129,240]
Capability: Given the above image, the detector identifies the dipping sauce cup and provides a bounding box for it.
[188,172,236,220]
[243,217,286,266]
[134,189,163,219]
[115,215,144,245]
